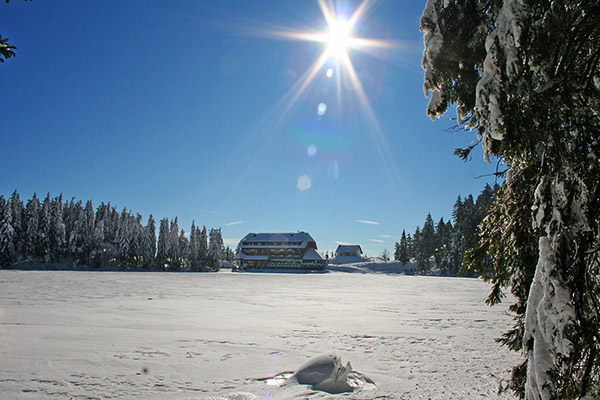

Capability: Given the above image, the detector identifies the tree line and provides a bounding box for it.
[393,183,500,274]
[0,190,234,270]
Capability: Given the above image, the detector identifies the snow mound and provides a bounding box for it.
[328,255,368,264]
[265,353,375,395]
[327,259,417,274]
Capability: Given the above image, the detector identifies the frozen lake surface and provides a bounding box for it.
[0,270,520,399]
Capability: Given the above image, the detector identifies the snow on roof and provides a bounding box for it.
[336,245,362,254]
[302,247,325,261]
[240,232,315,244]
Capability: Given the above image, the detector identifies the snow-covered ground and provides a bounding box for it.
[327,257,418,274]
[0,268,520,399]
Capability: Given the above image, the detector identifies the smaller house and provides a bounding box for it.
[335,244,363,258]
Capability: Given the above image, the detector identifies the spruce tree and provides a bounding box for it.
[0,196,15,268]
[38,194,52,263]
[156,218,169,270]
[421,0,600,396]
[397,230,410,264]
[9,190,24,259]
[199,226,208,270]
[207,228,224,271]
[24,193,40,260]
[168,218,180,270]
[178,229,189,270]
[141,214,156,269]
[49,194,66,263]
[420,213,436,271]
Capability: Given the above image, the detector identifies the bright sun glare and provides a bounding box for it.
[325,19,352,59]
[239,0,403,194]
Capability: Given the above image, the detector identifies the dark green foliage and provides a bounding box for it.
[397,184,499,275]
[394,230,410,264]
[0,35,16,63]
[421,0,600,396]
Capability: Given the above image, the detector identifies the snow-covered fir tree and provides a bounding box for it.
[24,193,40,260]
[188,221,203,271]
[178,229,189,270]
[168,218,181,270]
[0,190,224,274]
[223,246,235,263]
[421,0,600,397]
[156,217,170,270]
[9,190,24,259]
[207,228,224,271]
[49,194,66,263]
[141,215,156,269]
[0,196,15,268]
[198,225,209,270]
[38,194,52,263]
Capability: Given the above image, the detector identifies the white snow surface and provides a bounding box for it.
[0,269,520,399]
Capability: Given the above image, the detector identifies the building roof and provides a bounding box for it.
[240,232,315,243]
[336,245,363,254]
[302,247,325,261]
[238,232,318,250]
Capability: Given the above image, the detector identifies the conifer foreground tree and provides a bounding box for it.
[421,0,600,398]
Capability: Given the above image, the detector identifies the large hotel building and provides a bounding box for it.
[234,232,326,270]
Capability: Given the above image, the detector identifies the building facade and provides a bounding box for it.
[234,232,326,270]
[335,244,363,257]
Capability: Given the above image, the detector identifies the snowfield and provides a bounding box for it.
[0,268,520,399]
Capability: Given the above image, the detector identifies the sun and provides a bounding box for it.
[325,19,352,60]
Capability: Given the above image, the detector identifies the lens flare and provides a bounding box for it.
[317,103,327,116]
[220,0,404,199]
[297,175,312,191]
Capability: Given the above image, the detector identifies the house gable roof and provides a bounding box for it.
[302,247,325,261]
[240,232,315,243]
[335,244,363,254]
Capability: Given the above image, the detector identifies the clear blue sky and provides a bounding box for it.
[1,0,497,257]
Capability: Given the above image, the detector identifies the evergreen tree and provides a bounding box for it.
[9,190,24,259]
[24,193,40,260]
[207,228,224,271]
[49,194,66,263]
[475,183,495,222]
[198,225,208,270]
[178,229,189,269]
[406,233,414,260]
[188,221,198,270]
[38,194,52,263]
[421,0,600,396]
[168,218,181,270]
[82,200,95,265]
[156,218,170,270]
[396,230,410,264]
[141,214,156,269]
[420,213,436,271]
[0,196,15,268]
[116,208,131,267]
[412,226,427,270]
[223,246,235,263]
[434,217,452,273]
[66,200,87,264]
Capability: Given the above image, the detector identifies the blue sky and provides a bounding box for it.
[1,0,497,256]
